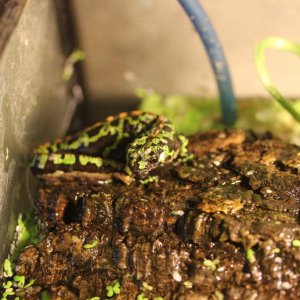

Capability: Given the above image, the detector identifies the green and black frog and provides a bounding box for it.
[30,111,192,180]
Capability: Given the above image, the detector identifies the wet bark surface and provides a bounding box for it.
[16,129,300,299]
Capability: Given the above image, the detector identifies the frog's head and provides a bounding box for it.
[126,136,181,176]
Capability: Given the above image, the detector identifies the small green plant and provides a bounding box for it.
[83,240,98,249]
[137,293,148,300]
[1,259,35,299]
[292,239,300,248]
[246,248,256,264]
[106,280,121,298]
[203,259,219,271]
[62,48,86,81]
[1,212,41,299]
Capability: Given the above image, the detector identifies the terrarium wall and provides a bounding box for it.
[0,0,73,260]
[72,0,300,103]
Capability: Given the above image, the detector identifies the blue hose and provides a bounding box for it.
[178,0,237,125]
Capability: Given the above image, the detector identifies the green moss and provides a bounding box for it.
[11,211,43,262]
[1,212,42,299]
[138,88,220,135]
[138,89,300,145]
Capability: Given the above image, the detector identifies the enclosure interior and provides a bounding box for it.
[0,0,300,261]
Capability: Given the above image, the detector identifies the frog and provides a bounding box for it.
[30,110,192,179]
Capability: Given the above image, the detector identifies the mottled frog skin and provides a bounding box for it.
[30,111,191,177]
